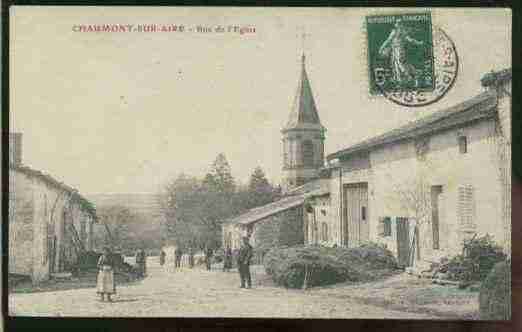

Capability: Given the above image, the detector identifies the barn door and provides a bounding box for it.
[343,183,369,247]
[396,217,411,267]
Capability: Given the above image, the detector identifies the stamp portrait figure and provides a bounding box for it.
[378,19,425,87]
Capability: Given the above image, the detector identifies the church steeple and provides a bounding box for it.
[281,52,326,194]
[283,53,324,133]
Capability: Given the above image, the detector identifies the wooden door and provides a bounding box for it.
[343,183,369,247]
[49,236,56,273]
[396,217,411,267]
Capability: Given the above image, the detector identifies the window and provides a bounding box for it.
[361,206,366,221]
[458,185,475,229]
[458,136,467,154]
[302,140,314,167]
[321,222,329,242]
[378,217,392,237]
[283,140,289,168]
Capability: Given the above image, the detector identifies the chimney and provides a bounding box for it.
[9,133,22,166]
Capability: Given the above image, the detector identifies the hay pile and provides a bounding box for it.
[479,260,511,320]
[264,243,397,289]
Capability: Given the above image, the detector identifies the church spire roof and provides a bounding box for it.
[283,53,324,132]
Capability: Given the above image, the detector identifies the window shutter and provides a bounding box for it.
[378,217,385,236]
[458,185,475,229]
[384,217,392,237]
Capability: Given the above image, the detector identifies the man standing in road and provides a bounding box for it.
[174,247,183,270]
[188,247,195,269]
[237,237,253,289]
[135,248,144,277]
[223,246,233,272]
[205,246,213,271]
[159,249,166,267]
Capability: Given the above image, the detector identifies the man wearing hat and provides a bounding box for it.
[237,236,253,289]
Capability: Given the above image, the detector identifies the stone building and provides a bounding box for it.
[224,66,511,268]
[9,133,97,284]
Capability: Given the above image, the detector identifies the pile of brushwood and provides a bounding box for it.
[264,243,398,289]
[436,234,507,283]
[75,251,139,280]
[479,260,511,320]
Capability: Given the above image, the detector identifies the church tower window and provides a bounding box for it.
[303,140,314,167]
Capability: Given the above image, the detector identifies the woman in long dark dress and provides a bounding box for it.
[97,247,116,302]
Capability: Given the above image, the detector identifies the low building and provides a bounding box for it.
[9,133,97,284]
[325,68,511,268]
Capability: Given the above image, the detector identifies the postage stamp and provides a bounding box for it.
[366,12,458,107]
[366,13,435,95]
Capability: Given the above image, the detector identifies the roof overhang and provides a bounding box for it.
[327,91,497,162]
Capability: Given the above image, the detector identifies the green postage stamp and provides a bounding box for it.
[366,12,435,96]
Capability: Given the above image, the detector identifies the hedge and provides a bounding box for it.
[264,243,397,289]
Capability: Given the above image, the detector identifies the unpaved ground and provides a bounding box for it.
[313,273,479,320]
[9,257,476,319]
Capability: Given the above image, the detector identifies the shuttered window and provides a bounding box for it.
[458,185,475,228]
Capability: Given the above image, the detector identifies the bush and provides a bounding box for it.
[264,243,397,289]
[479,260,511,320]
[444,234,506,282]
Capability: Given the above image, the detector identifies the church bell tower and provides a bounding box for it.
[281,54,326,194]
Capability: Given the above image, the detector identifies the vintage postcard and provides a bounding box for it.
[7,6,511,320]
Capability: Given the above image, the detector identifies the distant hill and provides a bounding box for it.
[86,192,164,221]
[86,193,166,252]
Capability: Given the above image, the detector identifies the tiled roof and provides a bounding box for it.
[11,165,97,220]
[286,179,329,196]
[481,68,512,87]
[282,54,325,132]
[327,91,498,161]
[227,179,329,226]
[228,194,304,226]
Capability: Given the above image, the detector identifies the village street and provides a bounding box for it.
[9,257,477,319]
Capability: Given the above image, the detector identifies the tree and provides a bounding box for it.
[160,154,239,250]
[160,174,205,250]
[244,166,280,209]
[204,153,235,194]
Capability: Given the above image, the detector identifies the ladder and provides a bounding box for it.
[68,222,86,256]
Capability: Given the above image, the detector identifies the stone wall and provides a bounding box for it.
[9,168,95,283]
[9,171,34,276]
[252,206,304,262]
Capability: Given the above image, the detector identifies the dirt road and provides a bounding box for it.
[9,257,440,318]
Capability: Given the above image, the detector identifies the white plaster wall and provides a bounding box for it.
[330,114,508,263]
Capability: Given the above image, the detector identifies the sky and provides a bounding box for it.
[10,7,511,194]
